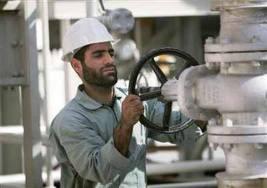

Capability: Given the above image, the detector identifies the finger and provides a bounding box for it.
[127,103,143,113]
[135,117,140,122]
[124,100,141,108]
[126,94,141,101]
[132,106,144,116]
[135,104,144,111]
[132,114,141,121]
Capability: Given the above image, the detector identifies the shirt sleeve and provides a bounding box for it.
[51,112,134,184]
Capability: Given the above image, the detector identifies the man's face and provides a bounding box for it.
[81,42,117,87]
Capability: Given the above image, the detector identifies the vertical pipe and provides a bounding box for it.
[207,1,267,187]
[134,19,143,53]
[86,0,99,17]
[60,20,71,103]
[38,0,54,187]
[21,0,43,187]
[183,17,203,64]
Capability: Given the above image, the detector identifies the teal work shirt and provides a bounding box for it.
[49,85,201,188]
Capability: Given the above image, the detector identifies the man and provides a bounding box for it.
[49,17,202,188]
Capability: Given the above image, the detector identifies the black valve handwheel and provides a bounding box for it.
[128,47,199,133]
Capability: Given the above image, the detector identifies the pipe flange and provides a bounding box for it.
[208,125,267,135]
[212,0,267,10]
[205,51,267,63]
[208,134,267,144]
[205,43,267,53]
[216,172,267,188]
[208,125,267,144]
[217,172,267,181]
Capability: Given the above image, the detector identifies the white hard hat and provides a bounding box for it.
[62,17,114,62]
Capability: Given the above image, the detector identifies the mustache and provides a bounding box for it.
[101,64,117,71]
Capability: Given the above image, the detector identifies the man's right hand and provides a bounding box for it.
[120,94,144,130]
[113,95,144,156]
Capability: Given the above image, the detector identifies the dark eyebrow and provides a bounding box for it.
[92,48,114,55]
[92,50,106,55]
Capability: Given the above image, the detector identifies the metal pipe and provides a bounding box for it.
[147,160,225,176]
[147,180,217,188]
[21,1,43,187]
[60,20,72,103]
[86,0,99,17]
[38,0,53,187]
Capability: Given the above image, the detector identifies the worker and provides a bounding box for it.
[49,17,202,188]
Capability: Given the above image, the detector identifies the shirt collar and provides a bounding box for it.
[75,85,126,110]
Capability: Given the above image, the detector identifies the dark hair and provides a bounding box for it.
[73,45,90,63]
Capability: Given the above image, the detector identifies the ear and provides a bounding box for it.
[70,58,82,76]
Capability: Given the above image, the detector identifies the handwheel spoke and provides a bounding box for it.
[162,102,172,129]
[139,90,161,101]
[148,59,167,84]
[137,86,161,94]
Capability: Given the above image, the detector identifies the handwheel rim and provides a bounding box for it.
[128,47,199,134]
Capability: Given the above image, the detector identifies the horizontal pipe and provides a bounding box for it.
[0,174,217,188]
[0,170,60,185]
[0,126,48,144]
[0,160,222,185]
[147,179,217,188]
[147,160,225,176]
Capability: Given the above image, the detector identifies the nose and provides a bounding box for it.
[105,52,114,65]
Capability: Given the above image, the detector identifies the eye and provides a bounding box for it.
[93,52,104,58]
[109,50,115,57]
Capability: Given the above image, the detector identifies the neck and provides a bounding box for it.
[83,83,114,105]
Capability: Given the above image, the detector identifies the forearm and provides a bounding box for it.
[113,121,133,156]
[114,94,144,156]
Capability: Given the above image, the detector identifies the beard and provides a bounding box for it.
[82,63,118,87]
